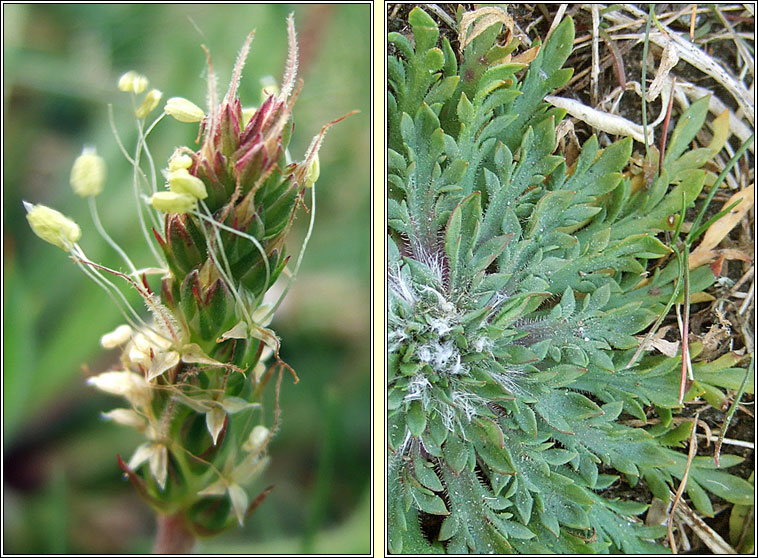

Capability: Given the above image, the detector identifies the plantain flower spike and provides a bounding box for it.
[25,12,352,541]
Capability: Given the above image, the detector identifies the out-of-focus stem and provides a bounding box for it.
[152,513,195,554]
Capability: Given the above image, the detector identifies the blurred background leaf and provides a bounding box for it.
[3,3,370,553]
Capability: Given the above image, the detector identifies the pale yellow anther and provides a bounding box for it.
[127,344,150,367]
[70,147,106,197]
[150,191,197,214]
[168,153,193,172]
[164,97,205,123]
[101,324,133,349]
[87,370,152,408]
[102,408,148,430]
[136,89,163,119]
[118,71,149,94]
[242,425,270,454]
[24,202,81,251]
[168,169,208,200]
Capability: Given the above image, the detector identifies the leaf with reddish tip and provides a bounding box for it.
[116,454,163,507]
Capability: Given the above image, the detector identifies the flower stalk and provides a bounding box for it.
[24,13,350,546]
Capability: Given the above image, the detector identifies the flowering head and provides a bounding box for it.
[27,11,352,541]
[189,32,301,215]
[153,14,329,307]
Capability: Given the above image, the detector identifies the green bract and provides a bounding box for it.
[388,8,752,554]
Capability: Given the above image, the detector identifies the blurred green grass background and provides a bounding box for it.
[3,3,371,554]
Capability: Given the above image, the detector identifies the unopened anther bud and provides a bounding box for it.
[169,169,208,200]
[168,153,193,172]
[118,71,149,94]
[241,107,257,128]
[24,202,81,251]
[305,154,320,188]
[150,191,197,214]
[164,97,205,123]
[70,147,106,197]
[136,89,163,119]
[260,75,279,101]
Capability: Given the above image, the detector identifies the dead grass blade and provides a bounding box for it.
[546,94,654,143]
[673,495,739,554]
[603,6,754,125]
[668,414,699,553]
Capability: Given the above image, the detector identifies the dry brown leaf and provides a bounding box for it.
[511,45,540,65]
[690,184,755,269]
[634,325,680,357]
[674,496,739,554]
[651,337,681,357]
[459,7,513,52]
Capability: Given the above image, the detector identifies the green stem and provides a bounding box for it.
[714,354,753,467]
[640,4,654,161]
